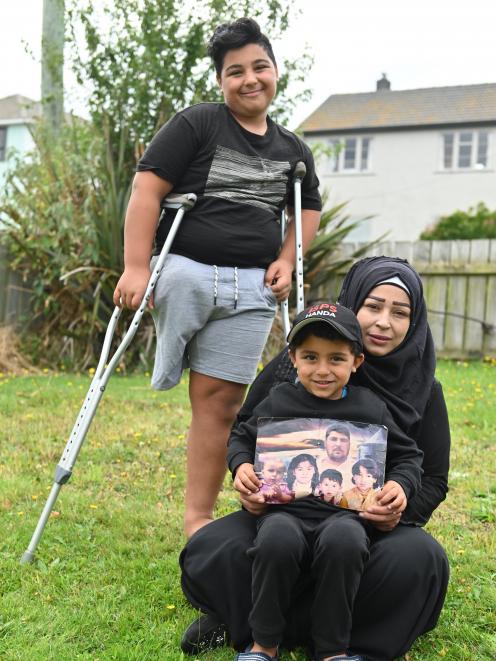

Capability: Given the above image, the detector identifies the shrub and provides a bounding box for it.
[420,203,496,240]
[262,195,377,362]
[0,120,143,370]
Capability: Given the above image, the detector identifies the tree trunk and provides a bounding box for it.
[41,0,65,131]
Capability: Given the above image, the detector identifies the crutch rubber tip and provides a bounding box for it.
[20,550,35,564]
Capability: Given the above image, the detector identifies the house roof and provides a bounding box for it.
[299,82,496,133]
[0,95,41,122]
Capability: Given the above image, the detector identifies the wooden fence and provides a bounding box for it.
[313,239,496,358]
[0,245,32,327]
[1,239,495,358]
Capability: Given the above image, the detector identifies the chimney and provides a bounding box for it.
[376,73,391,91]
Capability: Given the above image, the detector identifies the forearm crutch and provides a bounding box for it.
[293,161,306,314]
[280,161,306,336]
[280,208,291,339]
[20,193,197,564]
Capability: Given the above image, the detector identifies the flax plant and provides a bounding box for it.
[0,120,144,369]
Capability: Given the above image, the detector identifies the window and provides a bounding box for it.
[442,130,489,170]
[344,138,357,169]
[0,127,6,161]
[325,136,371,173]
[443,133,454,168]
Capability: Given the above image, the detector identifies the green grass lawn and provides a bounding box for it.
[1,361,495,660]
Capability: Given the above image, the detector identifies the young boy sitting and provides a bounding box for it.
[226,303,423,661]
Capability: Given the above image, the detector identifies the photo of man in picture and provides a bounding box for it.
[317,423,355,489]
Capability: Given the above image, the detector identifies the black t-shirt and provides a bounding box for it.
[137,103,322,268]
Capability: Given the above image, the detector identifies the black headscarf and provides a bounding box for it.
[338,256,436,435]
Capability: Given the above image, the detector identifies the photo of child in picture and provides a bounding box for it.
[257,458,294,504]
[286,453,319,498]
[316,469,348,507]
[343,458,381,511]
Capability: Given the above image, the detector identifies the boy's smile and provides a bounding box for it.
[289,335,364,400]
[218,43,278,129]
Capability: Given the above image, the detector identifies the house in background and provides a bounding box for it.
[0,95,40,325]
[299,77,496,241]
[0,94,40,188]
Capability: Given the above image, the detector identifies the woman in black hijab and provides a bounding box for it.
[180,257,450,661]
[338,256,436,433]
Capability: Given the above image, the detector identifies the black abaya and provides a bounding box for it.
[179,256,451,659]
[180,513,449,660]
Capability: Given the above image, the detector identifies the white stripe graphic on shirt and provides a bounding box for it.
[204,145,290,213]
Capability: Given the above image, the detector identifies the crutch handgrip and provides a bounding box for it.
[293,161,306,182]
[162,193,197,210]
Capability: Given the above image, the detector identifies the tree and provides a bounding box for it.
[67,0,311,166]
[1,0,312,369]
[42,0,65,132]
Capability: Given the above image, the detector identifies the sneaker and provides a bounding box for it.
[180,613,229,655]
[235,649,279,661]
[314,656,363,661]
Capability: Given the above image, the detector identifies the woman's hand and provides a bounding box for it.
[240,492,267,516]
[359,480,406,532]
[363,509,402,532]
[233,463,261,496]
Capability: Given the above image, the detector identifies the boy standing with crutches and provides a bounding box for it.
[113,17,322,538]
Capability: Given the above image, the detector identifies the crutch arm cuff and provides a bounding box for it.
[293,161,306,182]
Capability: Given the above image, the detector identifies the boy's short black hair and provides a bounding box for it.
[207,17,277,76]
[319,469,343,485]
[288,321,362,357]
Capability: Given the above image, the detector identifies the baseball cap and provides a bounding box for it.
[287,303,363,351]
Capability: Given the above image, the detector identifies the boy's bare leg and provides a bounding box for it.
[184,370,247,538]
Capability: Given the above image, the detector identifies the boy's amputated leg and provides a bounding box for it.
[184,370,246,537]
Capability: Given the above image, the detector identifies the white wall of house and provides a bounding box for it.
[310,126,496,241]
[0,122,34,186]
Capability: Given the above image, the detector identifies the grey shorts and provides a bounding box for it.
[150,254,277,390]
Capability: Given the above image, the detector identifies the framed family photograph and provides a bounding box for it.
[255,417,388,511]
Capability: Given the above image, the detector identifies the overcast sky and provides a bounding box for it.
[2,0,496,128]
